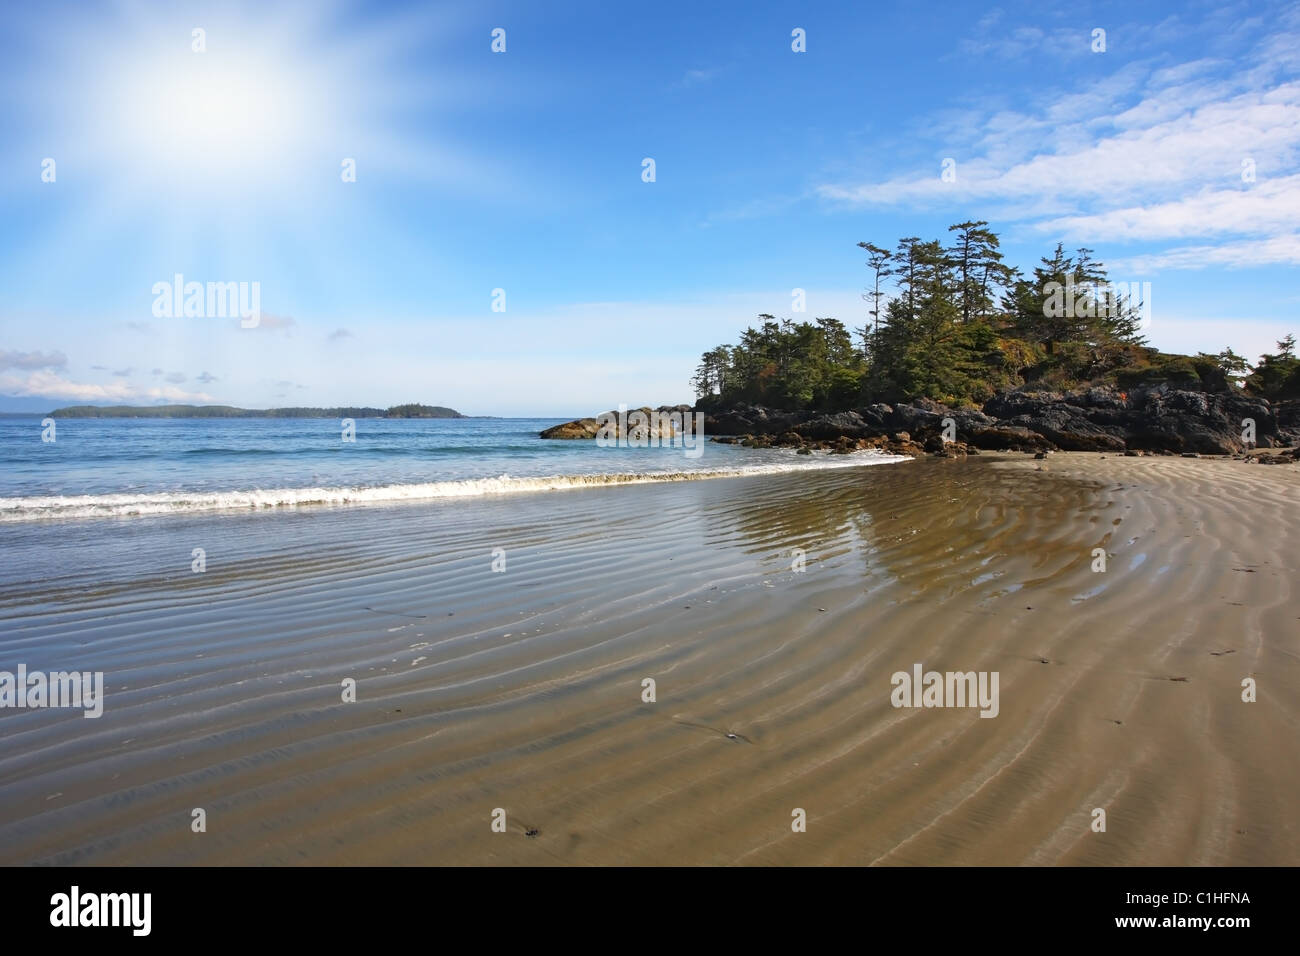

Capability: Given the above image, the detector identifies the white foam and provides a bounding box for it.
[0,452,909,521]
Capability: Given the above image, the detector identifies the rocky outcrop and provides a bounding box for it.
[539,405,695,440]
[697,387,1297,456]
[541,388,1300,459]
[983,386,1282,454]
[539,417,603,439]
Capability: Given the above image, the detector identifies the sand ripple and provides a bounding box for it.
[0,455,1295,864]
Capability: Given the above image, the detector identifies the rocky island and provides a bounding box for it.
[542,224,1300,465]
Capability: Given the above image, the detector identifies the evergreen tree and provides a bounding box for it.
[694,223,1259,411]
[856,241,894,354]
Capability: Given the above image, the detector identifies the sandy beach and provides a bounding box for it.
[0,453,1295,865]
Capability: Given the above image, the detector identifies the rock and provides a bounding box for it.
[984,390,1067,418]
[886,440,925,457]
[888,402,946,434]
[982,385,1277,454]
[539,418,600,439]
[540,405,697,441]
[552,388,1293,456]
[985,395,1126,451]
[795,411,871,440]
[943,407,996,435]
[966,425,1054,452]
[856,404,894,430]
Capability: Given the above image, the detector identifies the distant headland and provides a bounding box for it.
[46,403,468,419]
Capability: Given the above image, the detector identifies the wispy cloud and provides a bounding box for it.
[247,313,295,331]
[816,19,1300,272]
[679,66,721,88]
[1113,234,1300,272]
[0,349,67,371]
[957,23,1091,61]
[816,82,1300,208]
[1040,175,1300,243]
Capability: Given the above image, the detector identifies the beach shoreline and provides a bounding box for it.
[0,453,1295,865]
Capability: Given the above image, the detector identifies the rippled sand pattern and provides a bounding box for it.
[0,454,1295,864]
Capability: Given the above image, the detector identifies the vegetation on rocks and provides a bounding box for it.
[692,222,1296,411]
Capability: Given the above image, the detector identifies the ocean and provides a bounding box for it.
[0,416,904,522]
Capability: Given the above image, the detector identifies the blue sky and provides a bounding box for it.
[1,0,1297,416]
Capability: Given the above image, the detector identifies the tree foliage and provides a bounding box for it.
[694,223,1156,409]
[1244,336,1300,399]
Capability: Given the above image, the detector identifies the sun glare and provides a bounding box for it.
[12,4,466,208]
[104,46,318,187]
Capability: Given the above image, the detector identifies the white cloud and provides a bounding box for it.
[1113,234,1300,271]
[680,67,721,87]
[0,370,215,404]
[816,25,1300,273]
[1041,175,1300,241]
[247,313,296,331]
[957,24,1090,61]
[817,82,1300,209]
[0,349,67,371]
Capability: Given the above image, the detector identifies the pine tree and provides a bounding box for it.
[857,241,894,353]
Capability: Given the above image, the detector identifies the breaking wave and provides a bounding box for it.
[0,452,909,521]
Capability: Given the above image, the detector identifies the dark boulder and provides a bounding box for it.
[795,411,871,440]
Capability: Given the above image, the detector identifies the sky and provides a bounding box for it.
[1,0,1297,417]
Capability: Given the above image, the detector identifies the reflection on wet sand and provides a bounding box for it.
[0,454,1295,865]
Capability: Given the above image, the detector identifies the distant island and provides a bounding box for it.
[47,403,467,419]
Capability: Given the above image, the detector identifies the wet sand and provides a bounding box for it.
[0,453,1296,865]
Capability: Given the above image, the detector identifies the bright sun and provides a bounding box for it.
[76,11,341,197]
[108,48,318,185]
[17,5,462,210]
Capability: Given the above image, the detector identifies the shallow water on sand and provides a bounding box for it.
[0,456,1296,865]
